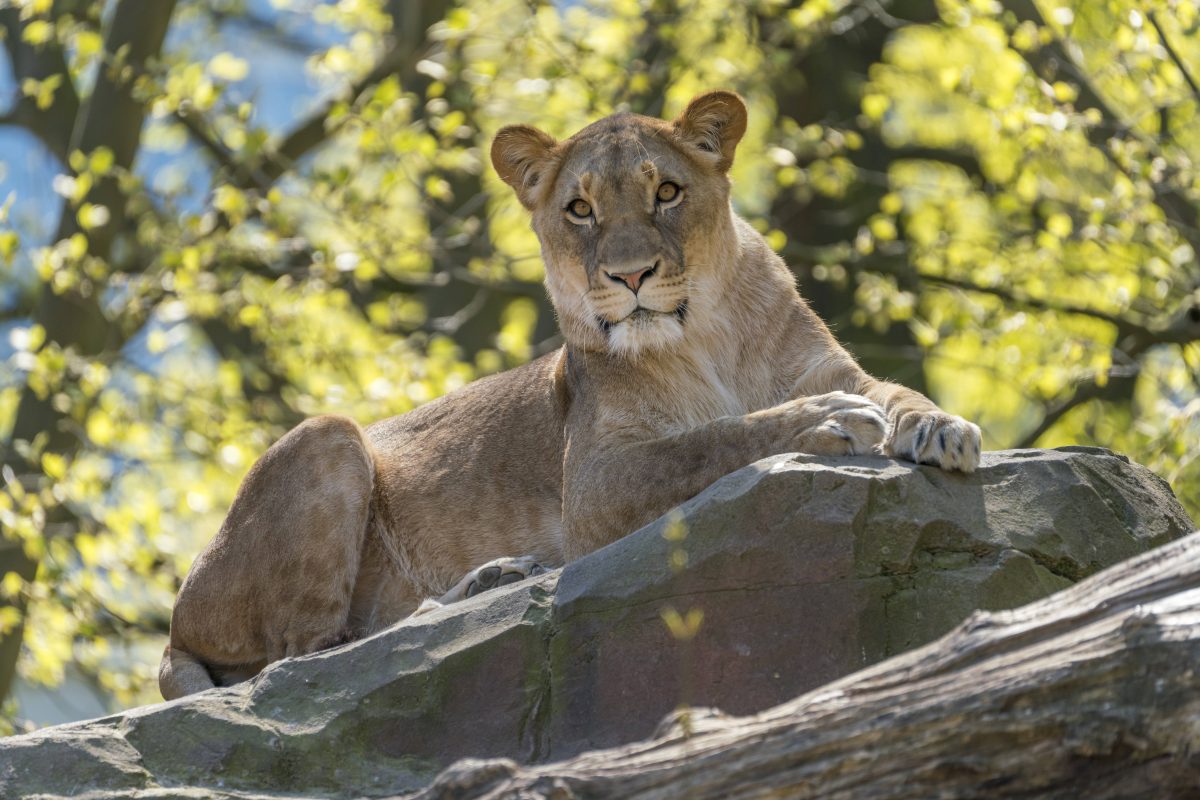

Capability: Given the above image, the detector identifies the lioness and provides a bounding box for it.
[159,91,981,699]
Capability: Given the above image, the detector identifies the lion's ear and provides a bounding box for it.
[672,91,748,172]
[491,125,558,209]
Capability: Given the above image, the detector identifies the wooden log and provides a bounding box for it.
[411,531,1200,799]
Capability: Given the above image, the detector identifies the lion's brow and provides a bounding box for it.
[632,136,658,169]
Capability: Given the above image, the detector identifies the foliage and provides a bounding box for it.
[0,0,1197,729]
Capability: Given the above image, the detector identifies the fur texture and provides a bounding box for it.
[159,92,982,700]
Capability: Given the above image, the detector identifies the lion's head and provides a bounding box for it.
[491,91,748,358]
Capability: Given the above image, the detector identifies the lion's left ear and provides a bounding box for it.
[672,90,748,172]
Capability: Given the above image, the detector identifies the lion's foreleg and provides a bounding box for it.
[562,392,895,557]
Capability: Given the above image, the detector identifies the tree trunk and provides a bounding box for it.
[411,530,1200,799]
[0,0,178,707]
[10,0,178,452]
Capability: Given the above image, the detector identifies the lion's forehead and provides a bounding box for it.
[554,122,690,203]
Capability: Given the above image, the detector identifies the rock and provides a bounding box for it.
[411,531,1200,800]
[0,448,1191,799]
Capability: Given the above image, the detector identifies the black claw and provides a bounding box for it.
[497,572,523,586]
[913,418,932,458]
[478,566,502,588]
[530,563,547,576]
[466,581,482,598]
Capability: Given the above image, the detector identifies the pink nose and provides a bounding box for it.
[605,264,656,293]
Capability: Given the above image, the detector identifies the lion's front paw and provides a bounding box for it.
[887,410,981,472]
[796,391,888,456]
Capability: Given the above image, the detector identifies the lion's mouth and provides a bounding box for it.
[597,302,688,335]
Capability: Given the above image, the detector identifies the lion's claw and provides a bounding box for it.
[887,410,981,472]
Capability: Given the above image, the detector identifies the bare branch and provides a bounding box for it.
[233,246,545,301]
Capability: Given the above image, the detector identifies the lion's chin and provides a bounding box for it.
[606,310,685,359]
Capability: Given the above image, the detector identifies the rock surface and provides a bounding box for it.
[0,448,1192,799]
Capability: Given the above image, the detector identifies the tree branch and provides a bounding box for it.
[249,39,428,188]
[174,106,272,193]
[198,317,304,430]
[1014,302,1200,447]
[855,136,986,182]
[1147,11,1200,108]
[921,273,1141,335]
[210,8,320,56]
[0,7,81,162]
[1005,0,1200,243]
[1015,368,1137,448]
[173,108,240,177]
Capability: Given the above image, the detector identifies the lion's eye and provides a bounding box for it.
[656,182,682,205]
[566,199,592,220]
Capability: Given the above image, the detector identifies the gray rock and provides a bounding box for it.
[0,448,1191,799]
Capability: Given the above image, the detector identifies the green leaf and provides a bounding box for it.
[207,52,249,82]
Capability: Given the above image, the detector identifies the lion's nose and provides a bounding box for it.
[605,263,656,293]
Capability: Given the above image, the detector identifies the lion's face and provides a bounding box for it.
[492,92,748,358]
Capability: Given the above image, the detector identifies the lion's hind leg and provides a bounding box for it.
[162,415,376,699]
[413,556,548,615]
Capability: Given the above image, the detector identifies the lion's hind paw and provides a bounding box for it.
[414,556,548,617]
[464,556,547,598]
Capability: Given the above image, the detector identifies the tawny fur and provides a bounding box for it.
[159,91,981,700]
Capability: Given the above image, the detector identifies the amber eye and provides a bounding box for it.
[566,199,592,220]
[656,181,681,204]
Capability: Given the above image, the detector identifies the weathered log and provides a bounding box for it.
[412,530,1200,800]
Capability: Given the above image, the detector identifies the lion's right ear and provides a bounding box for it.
[491,125,558,209]
[672,91,748,173]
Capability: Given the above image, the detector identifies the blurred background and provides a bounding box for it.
[0,0,1197,730]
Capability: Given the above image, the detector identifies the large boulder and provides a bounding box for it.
[0,448,1192,799]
